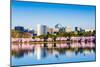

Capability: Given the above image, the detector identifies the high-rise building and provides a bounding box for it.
[36,24,47,36]
[75,27,81,31]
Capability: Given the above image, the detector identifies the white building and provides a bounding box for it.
[36,24,47,36]
[85,29,94,32]
[47,28,54,34]
[53,28,59,32]
[65,26,72,32]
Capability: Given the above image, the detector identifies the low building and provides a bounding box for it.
[15,26,24,32]
[85,29,94,32]
[75,27,84,32]
[65,26,72,32]
[47,28,54,34]
[53,28,59,32]
[75,27,81,31]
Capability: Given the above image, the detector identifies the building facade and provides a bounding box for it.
[15,26,24,32]
[65,26,72,32]
[36,24,47,36]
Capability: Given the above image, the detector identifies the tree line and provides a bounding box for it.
[11,29,95,38]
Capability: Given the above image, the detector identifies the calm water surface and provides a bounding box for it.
[11,42,96,66]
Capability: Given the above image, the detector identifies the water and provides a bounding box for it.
[11,42,96,66]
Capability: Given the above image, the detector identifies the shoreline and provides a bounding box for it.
[12,40,95,44]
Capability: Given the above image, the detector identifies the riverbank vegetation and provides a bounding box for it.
[11,29,96,38]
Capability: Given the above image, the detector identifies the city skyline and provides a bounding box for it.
[12,24,95,31]
[12,1,96,30]
[12,24,95,37]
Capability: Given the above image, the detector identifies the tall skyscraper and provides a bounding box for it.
[36,24,47,36]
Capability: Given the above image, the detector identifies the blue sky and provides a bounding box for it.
[11,1,96,30]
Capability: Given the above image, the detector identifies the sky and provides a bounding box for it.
[11,0,96,30]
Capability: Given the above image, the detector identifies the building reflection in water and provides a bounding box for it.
[34,44,48,60]
[11,42,95,60]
